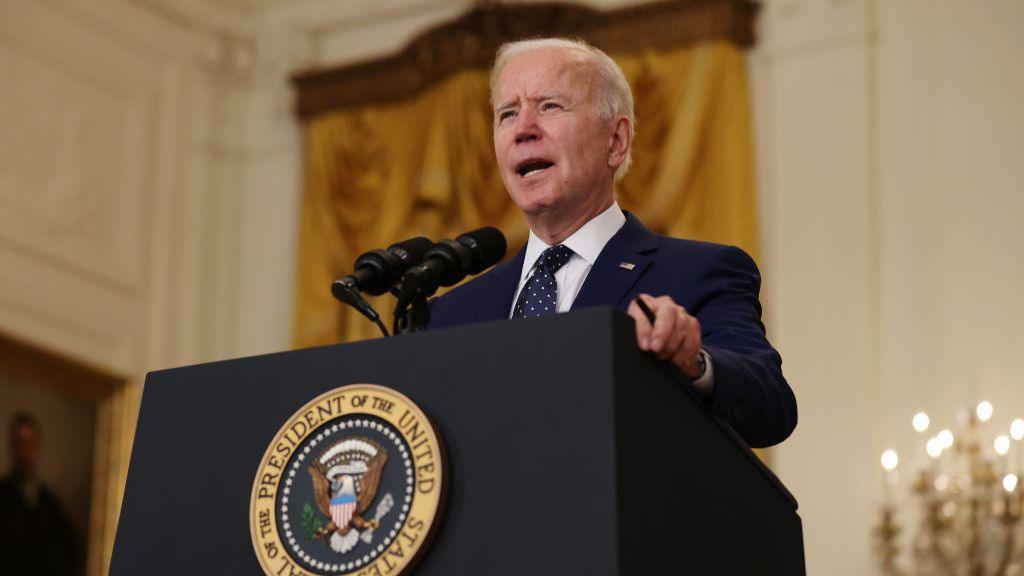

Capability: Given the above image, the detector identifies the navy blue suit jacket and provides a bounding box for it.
[426,213,797,448]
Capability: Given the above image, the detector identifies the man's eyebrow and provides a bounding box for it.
[534,92,565,101]
[496,92,567,111]
[495,98,519,112]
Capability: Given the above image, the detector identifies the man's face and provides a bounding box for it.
[492,48,620,221]
[12,423,39,477]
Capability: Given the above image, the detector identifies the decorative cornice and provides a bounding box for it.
[292,0,760,119]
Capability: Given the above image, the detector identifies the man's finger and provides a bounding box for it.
[670,316,704,377]
[627,296,654,350]
[657,309,688,360]
[648,298,679,353]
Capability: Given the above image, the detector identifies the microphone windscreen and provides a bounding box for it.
[457,227,507,274]
[387,236,433,265]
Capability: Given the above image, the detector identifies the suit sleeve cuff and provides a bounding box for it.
[689,349,714,394]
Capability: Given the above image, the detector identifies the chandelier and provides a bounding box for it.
[875,402,1024,575]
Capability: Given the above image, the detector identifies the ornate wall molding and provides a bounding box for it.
[292,0,760,118]
[0,17,157,294]
[0,331,123,402]
[0,1,265,568]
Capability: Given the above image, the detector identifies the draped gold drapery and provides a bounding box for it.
[293,41,758,347]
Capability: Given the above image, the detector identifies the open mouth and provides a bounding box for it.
[515,158,555,178]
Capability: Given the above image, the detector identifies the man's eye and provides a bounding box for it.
[541,102,562,111]
[498,110,516,122]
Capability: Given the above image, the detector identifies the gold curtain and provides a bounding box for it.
[293,41,758,347]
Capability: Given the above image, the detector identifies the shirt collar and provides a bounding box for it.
[520,202,627,280]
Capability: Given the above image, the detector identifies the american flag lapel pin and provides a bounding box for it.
[619,261,636,271]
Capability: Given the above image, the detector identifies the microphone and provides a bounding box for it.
[332,236,434,301]
[398,227,507,300]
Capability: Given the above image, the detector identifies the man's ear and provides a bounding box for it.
[607,116,633,169]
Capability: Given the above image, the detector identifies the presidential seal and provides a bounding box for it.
[250,384,445,576]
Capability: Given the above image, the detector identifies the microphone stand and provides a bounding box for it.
[392,278,433,335]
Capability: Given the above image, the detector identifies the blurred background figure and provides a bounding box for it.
[0,412,77,576]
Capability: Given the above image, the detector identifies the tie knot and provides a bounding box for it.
[537,244,574,274]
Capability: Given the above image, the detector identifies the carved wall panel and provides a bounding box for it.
[0,0,176,377]
[0,29,154,293]
[0,47,152,293]
[752,0,1024,573]
[0,2,245,572]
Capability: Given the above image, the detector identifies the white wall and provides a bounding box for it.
[0,4,303,567]
[0,0,307,376]
[752,0,1024,573]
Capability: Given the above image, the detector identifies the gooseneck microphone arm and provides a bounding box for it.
[393,227,506,335]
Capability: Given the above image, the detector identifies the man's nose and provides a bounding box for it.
[514,108,540,144]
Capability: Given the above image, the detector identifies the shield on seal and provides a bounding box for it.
[330,493,357,528]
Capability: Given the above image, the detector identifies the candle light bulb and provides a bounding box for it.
[881,449,899,471]
[912,412,930,433]
[1003,473,1018,493]
[926,437,943,458]
[937,429,954,449]
[995,435,1011,456]
[1011,418,1024,441]
[977,400,994,422]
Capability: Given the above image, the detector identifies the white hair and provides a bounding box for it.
[490,37,635,182]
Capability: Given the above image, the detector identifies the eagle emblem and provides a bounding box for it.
[309,437,393,554]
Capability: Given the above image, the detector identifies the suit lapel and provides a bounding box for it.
[571,212,659,311]
[477,245,525,322]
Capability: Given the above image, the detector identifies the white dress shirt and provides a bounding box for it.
[508,202,715,392]
[510,202,627,315]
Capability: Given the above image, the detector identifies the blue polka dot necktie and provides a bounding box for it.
[512,244,575,318]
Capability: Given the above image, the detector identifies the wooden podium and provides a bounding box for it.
[111,307,804,574]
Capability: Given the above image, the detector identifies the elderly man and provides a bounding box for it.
[427,38,796,448]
